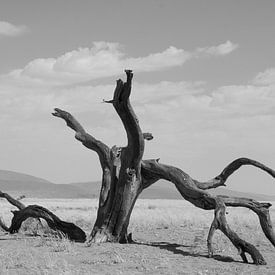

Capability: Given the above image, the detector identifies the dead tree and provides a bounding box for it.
[0,191,86,242]
[53,70,275,264]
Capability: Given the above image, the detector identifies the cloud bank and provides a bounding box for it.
[6,41,237,86]
[2,39,274,194]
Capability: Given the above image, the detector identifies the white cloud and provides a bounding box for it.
[196,40,238,56]
[0,21,28,37]
[126,46,191,72]
[5,41,236,86]
[2,67,274,144]
[210,84,275,116]
[7,42,190,85]
[253,68,275,85]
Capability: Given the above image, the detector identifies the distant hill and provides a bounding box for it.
[71,180,275,201]
[0,170,90,198]
[1,170,275,201]
[208,187,275,201]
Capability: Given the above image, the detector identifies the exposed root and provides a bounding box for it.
[86,227,117,245]
[86,232,109,245]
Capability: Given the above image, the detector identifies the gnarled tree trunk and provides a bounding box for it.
[53,70,275,264]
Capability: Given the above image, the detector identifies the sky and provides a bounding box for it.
[0,0,275,195]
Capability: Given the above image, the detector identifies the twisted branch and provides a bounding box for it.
[141,159,274,264]
[196,158,275,190]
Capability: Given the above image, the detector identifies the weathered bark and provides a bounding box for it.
[54,70,144,243]
[0,191,86,242]
[54,70,275,264]
[9,205,86,242]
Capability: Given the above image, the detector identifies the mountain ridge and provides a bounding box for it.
[1,169,275,201]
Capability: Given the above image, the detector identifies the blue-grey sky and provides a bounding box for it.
[0,0,275,195]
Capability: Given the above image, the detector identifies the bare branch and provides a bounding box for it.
[221,196,275,247]
[111,70,144,166]
[208,198,266,265]
[197,158,275,189]
[52,108,111,168]
[52,108,86,139]
[0,190,25,210]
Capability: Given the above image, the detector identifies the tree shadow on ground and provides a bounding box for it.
[134,241,239,263]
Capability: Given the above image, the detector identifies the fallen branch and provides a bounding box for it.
[9,205,86,242]
[0,190,86,242]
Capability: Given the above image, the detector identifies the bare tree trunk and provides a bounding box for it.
[54,71,144,243]
[53,70,275,264]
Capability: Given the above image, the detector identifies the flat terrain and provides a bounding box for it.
[0,199,275,274]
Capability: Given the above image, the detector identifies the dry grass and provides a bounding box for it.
[0,198,274,274]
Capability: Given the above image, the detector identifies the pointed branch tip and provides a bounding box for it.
[103,99,114,104]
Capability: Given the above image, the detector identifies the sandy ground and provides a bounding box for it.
[0,199,274,274]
